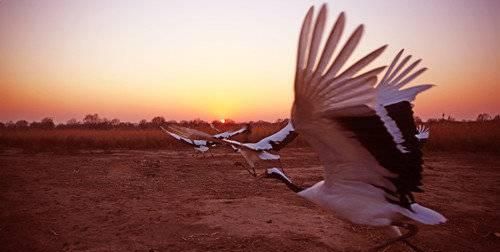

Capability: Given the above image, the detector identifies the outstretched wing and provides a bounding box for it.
[291,4,387,185]
[249,120,298,151]
[213,124,250,139]
[160,126,206,147]
[223,120,298,152]
[291,5,432,210]
[415,125,430,142]
[166,124,219,143]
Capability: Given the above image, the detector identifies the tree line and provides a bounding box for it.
[1,113,499,130]
[0,114,289,130]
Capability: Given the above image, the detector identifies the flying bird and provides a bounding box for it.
[415,125,430,144]
[160,126,214,157]
[222,120,297,176]
[160,124,249,157]
[264,4,446,250]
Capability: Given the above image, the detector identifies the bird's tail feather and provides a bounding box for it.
[400,203,447,225]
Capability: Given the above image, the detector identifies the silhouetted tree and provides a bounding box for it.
[15,120,29,129]
[5,121,15,129]
[110,118,120,127]
[493,115,500,121]
[139,119,148,129]
[67,118,79,126]
[189,118,205,126]
[41,117,55,129]
[114,122,134,129]
[0,122,5,129]
[83,114,101,125]
[414,116,423,124]
[31,118,55,129]
[476,113,491,122]
[151,116,166,127]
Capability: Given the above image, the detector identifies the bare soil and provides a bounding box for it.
[0,148,498,252]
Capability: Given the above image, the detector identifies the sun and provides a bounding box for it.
[220,119,225,123]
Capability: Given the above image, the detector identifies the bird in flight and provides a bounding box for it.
[160,124,249,157]
[264,4,445,251]
[222,120,297,176]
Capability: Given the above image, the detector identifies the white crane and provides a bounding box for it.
[222,120,297,176]
[160,124,249,157]
[263,4,445,251]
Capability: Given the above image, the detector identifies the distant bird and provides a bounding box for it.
[160,126,214,157]
[264,4,446,251]
[415,125,430,144]
[160,124,249,157]
[222,120,297,176]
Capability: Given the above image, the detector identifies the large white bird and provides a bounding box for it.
[222,120,297,176]
[160,124,249,157]
[264,4,446,250]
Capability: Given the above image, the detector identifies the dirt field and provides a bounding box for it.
[0,148,498,252]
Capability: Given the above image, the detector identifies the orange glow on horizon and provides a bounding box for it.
[0,1,498,123]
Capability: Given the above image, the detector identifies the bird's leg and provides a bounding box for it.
[278,159,284,173]
[234,162,256,177]
[208,149,215,158]
[368,222,419,252]
[385,225,423,252]
[250,165,257,177]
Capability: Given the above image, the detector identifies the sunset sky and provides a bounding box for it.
[1,0,498,123]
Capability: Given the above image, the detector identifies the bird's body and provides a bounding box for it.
[299,180,399,226]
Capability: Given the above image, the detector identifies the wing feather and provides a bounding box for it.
[305,4,327,77]
[291,6,389,190]
[313,12,345,78]
[320,25,364,85]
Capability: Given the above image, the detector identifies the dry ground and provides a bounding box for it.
[0,148,498,252]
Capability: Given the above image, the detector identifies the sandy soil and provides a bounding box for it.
[0,148,498,252]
